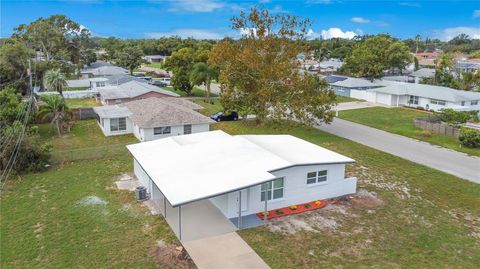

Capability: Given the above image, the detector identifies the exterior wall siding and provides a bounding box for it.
[212,163,357,219]
[97,116,133,136]
[140,123,210,142]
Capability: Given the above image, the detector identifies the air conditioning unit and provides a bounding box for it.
[135,186,148,201]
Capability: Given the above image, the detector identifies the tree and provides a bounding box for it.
[164,47,208,95]
[414,56,419,71]
[43,69,67,96]
[209,7,336,125]
[190,62,218,102]
[414,34,421,54]
[38,94,73,137]
[116,46,144,75]
[0,87,51,174]
[342,35,411,79]
[434,52,455,86]
[0,40,33,93]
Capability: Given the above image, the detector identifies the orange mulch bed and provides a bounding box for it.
[256,200,327,220]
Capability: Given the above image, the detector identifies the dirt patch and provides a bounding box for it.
[150,240,196,269]
[268,189,383,235]
[78,196,107,206]
[115,173,142,191]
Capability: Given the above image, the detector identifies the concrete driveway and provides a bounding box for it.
[335,101,387,111]
[163,199,237,242]
[316,118,480,183]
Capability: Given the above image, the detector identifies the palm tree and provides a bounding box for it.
[38,94,72,137]
[190,62,218,103]
[43,69,68,97]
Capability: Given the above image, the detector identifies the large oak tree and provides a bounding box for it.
[209,7,336,125]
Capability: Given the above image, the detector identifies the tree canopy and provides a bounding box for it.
[209,7,336,125]
[115,46,144,75]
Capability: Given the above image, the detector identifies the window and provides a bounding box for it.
[430,99,446,106]
[306,170,328,185]
[154,126,171,135]
[184,124,192,134]
[261,178,284,202]
[110,117,126,132]
[461,101,466,106]
[96,81,106,87]
[472,100,478,106]
[409,95,419,105]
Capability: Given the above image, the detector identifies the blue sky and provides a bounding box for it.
[1,0,479,41]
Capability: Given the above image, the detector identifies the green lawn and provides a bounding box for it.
[335,95,364,103]
[161,86,219,98]
[214,120,480,268]
[194,99,223,115]
[143,62,164,68]
[38,120,137,163]
[338,107,480,157]
[66,98,100,109]
[1,121,178,268]
[64,87,89,91]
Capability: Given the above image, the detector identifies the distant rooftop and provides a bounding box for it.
[97,80,179,100]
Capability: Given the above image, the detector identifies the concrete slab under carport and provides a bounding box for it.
[163,199,237,242]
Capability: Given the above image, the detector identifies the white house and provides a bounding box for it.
[357,81,480,113]
[325,75,382,97]
[127,130,356,239]
[96,80,179,105]
[93,97,213,141]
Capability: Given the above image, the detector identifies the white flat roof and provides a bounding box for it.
[127,130,354,207]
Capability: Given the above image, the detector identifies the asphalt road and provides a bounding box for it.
[316,118,480,184]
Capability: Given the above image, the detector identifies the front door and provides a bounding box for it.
[184,124,192,134]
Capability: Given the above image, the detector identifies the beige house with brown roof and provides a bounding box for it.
[93,97,214,141]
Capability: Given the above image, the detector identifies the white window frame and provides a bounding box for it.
[153,126,171,135]
[471,100,478,106]
[96,81,106,87]
[260,177,284,202]
[306,170,328,186]
[110,117,126,132]
[409,95,419,105]
[184,124,192,134]
[430,99,446,106]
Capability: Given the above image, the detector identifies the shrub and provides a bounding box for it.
[435,109,478,125]
[304,204,312,209]
[459,127,480,148]
[275,209,284,215]
[289,205,298,210]
[420,130,432,138]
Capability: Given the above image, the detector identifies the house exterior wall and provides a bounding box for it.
[101,92,172,105]
[139,123,210,142]
[209,163,357,219]
[350,90,377,103]
[96,116,133,136]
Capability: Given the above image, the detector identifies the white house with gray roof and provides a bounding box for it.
[93,97,213,141]
[80,61,128,78]
[96,80,179,105]
[354,80,480,113]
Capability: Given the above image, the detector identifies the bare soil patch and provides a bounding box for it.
[149,240,196,269]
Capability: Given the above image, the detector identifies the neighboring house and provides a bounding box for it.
[325,75,382,97]
[93,97,213,141]
[455,61,480,73]
[96,80,179,105]
[357,80,480,113]
[127,130,357,235]
[143,55,168,63]
[90,74,147,90]
[80,61,128,78]
[415,51,439,67]
[311,59,343,74]
[408,68,435,83]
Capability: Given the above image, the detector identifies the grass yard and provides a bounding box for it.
[38,120,137,163]
[64,87,89,91]
[144,63,164,68]
[1,121,182,268]
[338,107,480,157]
[194,99,223,115]
[66,98,100,109]
[335,95,364,103]
[213,120,480,268]
[161,86,219,98]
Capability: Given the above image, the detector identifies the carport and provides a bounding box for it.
[126,131,289,242]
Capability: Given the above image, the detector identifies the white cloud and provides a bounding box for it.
[145,29,225,39]
[473,10,480,18]
[398,2,421,8]
[351,17,370,23]
[432,27,480,41]
[320,28,358,39]
[166,0,225,13]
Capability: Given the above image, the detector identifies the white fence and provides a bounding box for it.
[37,90,98,99]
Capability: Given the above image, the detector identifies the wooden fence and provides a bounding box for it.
[413,118,460,138]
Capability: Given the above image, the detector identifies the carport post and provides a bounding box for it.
[238,190,242,229]
[163,197,167,218]
[178,206,182,241]
[264,187,268,225]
